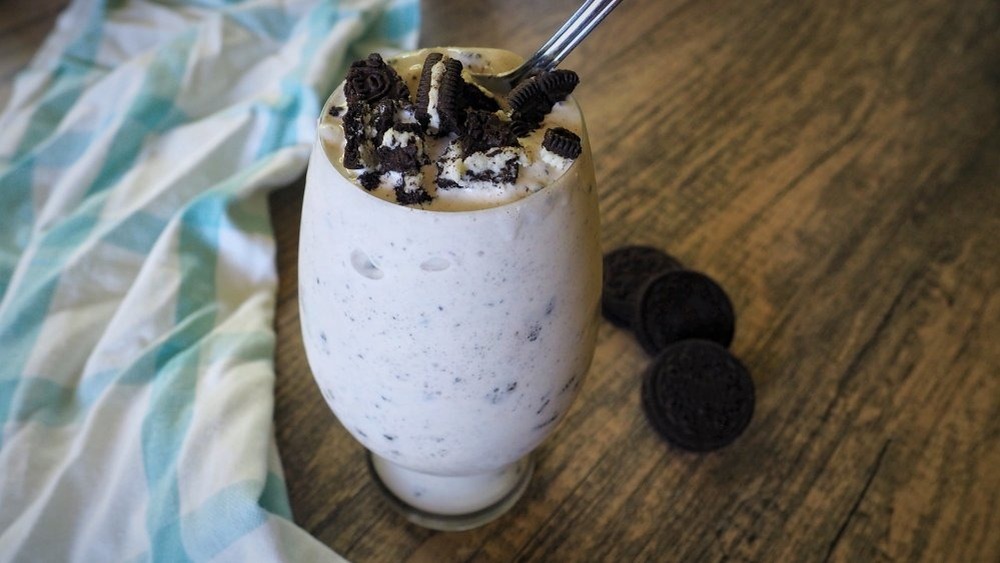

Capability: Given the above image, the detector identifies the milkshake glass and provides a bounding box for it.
[298,48,600,530]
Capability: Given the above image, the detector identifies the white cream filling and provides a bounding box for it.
[437,144,525,188]
[396,106,419,125]
[463,147,524,178]
[426,61,447,133]
[381,128,421,149]
[539,147,572,171]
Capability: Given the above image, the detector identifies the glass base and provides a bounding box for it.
[366,452,534,531]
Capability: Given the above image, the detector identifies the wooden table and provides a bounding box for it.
[5,0,998,561]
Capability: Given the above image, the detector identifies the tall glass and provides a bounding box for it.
[298,48,601,530]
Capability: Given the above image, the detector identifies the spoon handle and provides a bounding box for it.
[524,0,625,73]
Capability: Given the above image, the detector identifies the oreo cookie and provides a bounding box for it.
[601,246,684,328]
[415,52,443,117]
[642,340,754,451]
[536,69,579,103]
[542,127,582,160]
[394,182,432,205]
[507,78,549,133]
[508,70,580,135]
[414,53,464,135]
[344,53,410,104]
[634,270,735,354]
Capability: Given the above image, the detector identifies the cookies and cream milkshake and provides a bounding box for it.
[299,48,600,529]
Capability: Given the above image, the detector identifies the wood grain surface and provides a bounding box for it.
[4,0,998,561]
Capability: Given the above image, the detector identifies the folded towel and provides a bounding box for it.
[0,0,417,560]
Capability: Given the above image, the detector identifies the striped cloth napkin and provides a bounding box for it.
[0,0,417,560]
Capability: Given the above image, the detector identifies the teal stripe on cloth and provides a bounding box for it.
[254,79,316,159]
[142,187,227,561]
[84,34,194,198]
[102,211,169,254]
[10,0,115,159]
[143,335,203,563]
[0,329,272,430]
[0,211,96,447]
[0,156,35,296]
[260,471,293,520]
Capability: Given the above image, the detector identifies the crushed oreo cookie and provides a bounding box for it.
[462,81,501,113]
[436,175,461,190]
[332,51,584,206]
[393,177,432,205]
[377,123,427,172]
[465,148,521,183]
[370,99,399,143]
[542,127,582,160]
[358,171,380,191]
[344,53,410,104]
[342,102,371,169]
[462,110,519,154]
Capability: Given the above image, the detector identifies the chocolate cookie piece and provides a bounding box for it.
[462,110,519,154]
[601,246,684,328]
[462,81,501,113]
[358,171,380,191]
[634,270,735,354]
[376,123,427,172]
[369,99,399,143]
[542,127,582,160]
[507,77,549,132]
[507,70,581,135]
[342,101,371,169]
[344,53,410,104]
[436,176,461,190]
[536,69,579,103]
[394,182,432,205]
[641,339,754,452]
[414,53,464,135]
[510,119,535,138]
[464,148,521,183]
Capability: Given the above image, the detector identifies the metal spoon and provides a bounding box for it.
[471,0,625,93]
